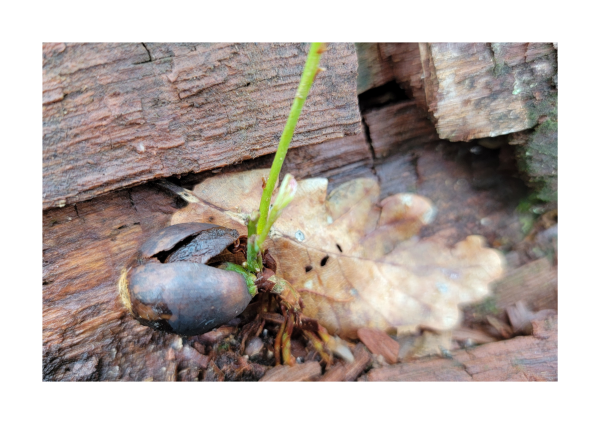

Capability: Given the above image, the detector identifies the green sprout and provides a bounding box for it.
[244,42,325,273]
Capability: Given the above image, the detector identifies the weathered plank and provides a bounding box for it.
[363,43,558,143]
[361,100,528,249]
[42,132,373,381]
[365,314,557,381]
[355,43,394,94]
[363,100,439,159]
[379,43,428,111]
[43,43,362,209]
[419,43,557,141]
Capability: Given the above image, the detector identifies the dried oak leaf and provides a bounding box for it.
[171,169,504,339]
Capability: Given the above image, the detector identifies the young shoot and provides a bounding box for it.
[245,42,325,271]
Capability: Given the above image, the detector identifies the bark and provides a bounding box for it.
[355,43,394,94]
[364,314,557,381]
[42,133,373,381]
[43,43,362,209]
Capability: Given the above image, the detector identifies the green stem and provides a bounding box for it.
[256,42,325,237]
[222,262,257,297]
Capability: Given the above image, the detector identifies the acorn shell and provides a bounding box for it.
[122,261,251,336]
[119,222,250,336]
[137,222,239,265]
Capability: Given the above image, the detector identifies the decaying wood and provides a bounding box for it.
[361,100,528,248]
[365,314,557,381]
[43,43,362,209]
[363,100,440,159]
[357,328,399,365]
[259,361,321,382]
[42,132,373,381]
[359,42,558,205]
[419,43,557,141]
[43,43,557,381]
[379,43,428,112]
[371,43,558,141]
[318,343,372,381]
[491,257,558,312]
[355,43,394,94]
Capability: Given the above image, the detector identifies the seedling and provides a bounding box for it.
[119,43,340,366]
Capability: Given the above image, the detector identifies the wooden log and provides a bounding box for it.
[361,100,528,248]
[368,43,558,143]
[43,43,362,209]
[363,100,439,159]
[365,314,557,381]
[355,43,394,94]
[419,42,557,141]
[42,133,373,381]
[379,43,428,112]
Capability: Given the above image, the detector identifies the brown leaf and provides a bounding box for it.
[171,170,505,339]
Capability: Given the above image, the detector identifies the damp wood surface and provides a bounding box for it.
[43,43,557,381]
[43,43,362,210]
[42,126,548,381]
[42,97,539,381]
[362,43,557,141]
[363,314,557,381]
[42,133,375,381]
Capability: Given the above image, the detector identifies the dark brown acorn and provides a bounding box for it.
[118,222,253,336]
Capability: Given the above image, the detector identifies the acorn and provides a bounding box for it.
[118,222,254,336]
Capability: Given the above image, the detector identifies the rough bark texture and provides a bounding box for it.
[364,314,557,381]
[43,43,362,210]
[42,133,374,381]
[379,43,428,112]
[417,43,557,142]
[43,43,557,381]
[368,42,558,205]
[355,43,394,94]
[362,100,528,250]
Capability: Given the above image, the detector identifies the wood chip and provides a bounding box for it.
[357,328,400,364]
[318,343,372,381]
[259,361,322,382]
[318,364,347,382]
[366,316,557,381]
[486,315,513,339]
[197,326,236,345]
[506,300,535,334]
[202,361,225,382]
[452,327,497,345]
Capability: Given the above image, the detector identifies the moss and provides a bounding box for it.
[527,92,558,123]
[519,215,535,236]
[470,296,502,317]
[217,342,230,352]
[513,89,558,206]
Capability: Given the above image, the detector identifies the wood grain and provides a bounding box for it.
[365,314,557,381]
[362,43,558,142]
[43,43,362,209]
[419,43,556,141]
[42,133,373,381]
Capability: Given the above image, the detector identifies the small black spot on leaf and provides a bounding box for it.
[305,265,313,273]
[336,244,343,252]
[320,256,329,267]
